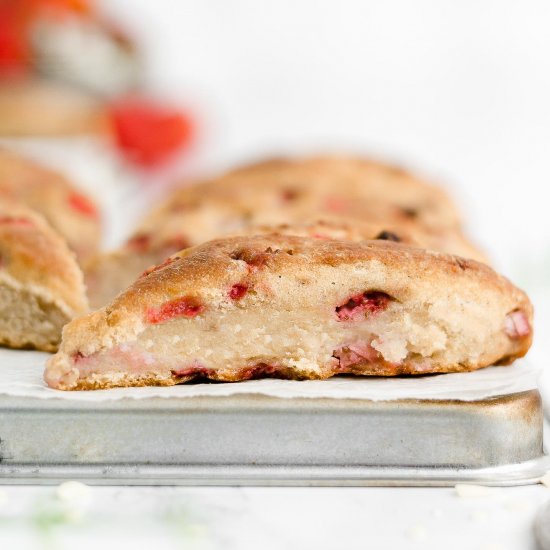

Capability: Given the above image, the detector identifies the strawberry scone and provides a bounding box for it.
[0,80,107,137]
[47,235,531,390]
[84,164,486,309]
[143,155,461,233]
[221,155,462,230]
[0,148,101,263]
[0,201,88,352]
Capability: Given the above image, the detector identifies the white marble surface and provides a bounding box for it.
[0,484,548,550]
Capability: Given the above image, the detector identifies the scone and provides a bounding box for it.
[139,156,461,233]
[46,236,531,390]
[84,155,484,309]
[0,148,101,262]
[0,80,107,137]
[85,216,487,309]
[0,201,88,352]
[219,154,462,230]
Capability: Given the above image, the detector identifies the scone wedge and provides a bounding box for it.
[0,202,88,351]
[46,235,531,390]
[0,148,101,263]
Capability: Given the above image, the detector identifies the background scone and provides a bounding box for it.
[142,155,462,236]
[0,201,88,352]
[47,236,531,390]
[0,148,101,263]
[84,155,485,309]
[85,216,487,309]
[0,80,107,137]
[223,155,461,230]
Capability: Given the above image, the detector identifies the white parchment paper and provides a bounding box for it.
[0,140,540,404]
[0,349,539,402]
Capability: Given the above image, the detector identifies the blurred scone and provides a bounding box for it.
[0,79,107,137]
[0,201,88,352]
[221,155,462,230]
[84,156,484,308]
[46,235,530,390]
[0,148,101,262]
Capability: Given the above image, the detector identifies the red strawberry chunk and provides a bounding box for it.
[324,196,350,214]
[162,234,189,253]
[68,193,98,218]
[504,311,531,339]
[171,361,209,378]
[230,248,269,270]
[72,351,87,364]
[240,363,279,380]
[0,5,31,76]
[140,256,179,278]
[146,296,204,324]
[335,291,390,321]
[109,97,193,167]
[333,341,380,369]
[0,216,34,227]
[229,283,248,300]
[126,233,151,252]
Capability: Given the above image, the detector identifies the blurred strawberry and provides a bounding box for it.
[109,97,194,168]
[35,0,91,14]
[0,3,31,76]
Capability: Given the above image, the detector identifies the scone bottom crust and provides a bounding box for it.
[45,236,533,390]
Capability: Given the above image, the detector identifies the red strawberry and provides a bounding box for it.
[504,310,531,339]
[0,216,34,227]
[140,256,179,278]
[335,291,390,321]
[0,5,31,76]
[109,97,194,167]
[229,283,248,300]
[68,192,98,218]
[126,233,151,253]
[146,296,204,324]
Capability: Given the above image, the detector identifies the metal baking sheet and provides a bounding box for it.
[0,389,547,486]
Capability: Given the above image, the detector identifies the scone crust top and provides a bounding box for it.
[120,155,481,266]
[120,235,523,316]
[139,155,461,238]
[0,200,88,317]
[0,148,101,262]
[59,235,531,370]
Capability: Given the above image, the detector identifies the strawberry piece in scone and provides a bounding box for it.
[46,235,532,390]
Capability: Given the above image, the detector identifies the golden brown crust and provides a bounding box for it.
[149,155,461,231]
[62,361,508,391]
[0,200,88,351]
[48,235,532,390]
[115,236,521,316]
[84,216,488,309]
[0,148,101,262]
